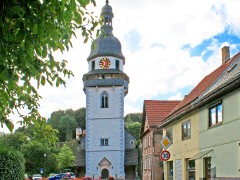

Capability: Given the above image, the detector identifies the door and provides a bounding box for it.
[204,157,211,180]
[101,168,109,179]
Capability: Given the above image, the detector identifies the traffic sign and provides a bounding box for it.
[160,136,172,149]
[160,150,170,161]
[40,168,44,174]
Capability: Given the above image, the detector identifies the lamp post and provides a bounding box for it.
[44,153,46,176]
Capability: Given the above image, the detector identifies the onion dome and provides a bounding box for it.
[87,0,125,61]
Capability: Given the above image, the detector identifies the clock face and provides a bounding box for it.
[99,58,111,69]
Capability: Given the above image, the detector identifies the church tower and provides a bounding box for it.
[82,1,129,179]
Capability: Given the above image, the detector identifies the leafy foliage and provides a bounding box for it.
[74,107,86,128]
[0,131,28,150]
[126,122,141,139]
[125,113,142,125]
[21,141,59,175]
[59,114,78,141]
[56,144,76,170]
[32,119,59,146]
[48,108,85,141]
[0,145,25,180]
[0,0,100,131]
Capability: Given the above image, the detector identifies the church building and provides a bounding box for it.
[81,1,138,179]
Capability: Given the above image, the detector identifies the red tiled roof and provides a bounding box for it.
[144,100,181,128]
[163,52,240,123]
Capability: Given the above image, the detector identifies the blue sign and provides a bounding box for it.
[40,168,44,174]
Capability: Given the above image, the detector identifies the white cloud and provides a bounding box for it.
[35,0,240,117]
[2,0,240,133]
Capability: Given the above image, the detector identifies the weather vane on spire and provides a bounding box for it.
[106,0,109,4]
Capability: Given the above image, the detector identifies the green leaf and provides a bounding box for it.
[78,0,90,8]
[84,37,88,43]
[32,24,38,35]
[5,119,14,132]
[42,46,47,58]
[41,76,46,86]
[74,11,82,24]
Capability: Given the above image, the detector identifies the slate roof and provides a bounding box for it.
[87,34,125,61]
[87,1,125,61]
[125,149,138,166]
[160,51,240,127]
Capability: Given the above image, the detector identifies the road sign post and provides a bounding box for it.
[160,150,171,161]
[160,136,172,150]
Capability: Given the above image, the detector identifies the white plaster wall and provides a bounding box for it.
[87,118,124,150]
[85,86,125,178]
[87,86,124,119]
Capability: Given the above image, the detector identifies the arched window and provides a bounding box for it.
[101,91,109,108]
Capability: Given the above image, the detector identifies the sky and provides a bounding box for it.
[1,0,240,133]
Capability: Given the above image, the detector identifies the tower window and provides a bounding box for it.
[116,60,119,69]
[100,138,109,146]
[91,61,95,70]
[101,91,109,108]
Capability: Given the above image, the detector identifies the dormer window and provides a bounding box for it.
[116,60,119,69]
[91,61,95,70]
[101,91,109,108]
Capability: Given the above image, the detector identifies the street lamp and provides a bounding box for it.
[44,153,46,176]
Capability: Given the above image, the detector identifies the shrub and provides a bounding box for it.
[0,146,25,180]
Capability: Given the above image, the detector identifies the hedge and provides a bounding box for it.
[0,146,25,180]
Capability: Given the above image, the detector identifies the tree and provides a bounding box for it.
[58,114,78,142]
[0,145,25,180]
[126,122,141,140]
[74,107,86,128]
[48,110,65,130]
[125,113,142,124]
[0,131,28,150]
[56,144,76,170]
[32,119,59,146]
[0,0,100,131]
[21,141,59,175]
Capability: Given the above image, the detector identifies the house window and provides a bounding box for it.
[100,138,109,146]
[101,91,108,108]
[182,120,191,140]
[166,128,173,143]
[116,60,119,69]
[209,103,222,127]
[91,60,95,70]
[168,161,173,179]
[144,138,147,149]
[130,140,134,145]
[148,157,151,170]
[187,160,195,180]
[144,159,147,170]
[148,135,151,147]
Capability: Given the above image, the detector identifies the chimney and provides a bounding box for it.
[222,46,230,64]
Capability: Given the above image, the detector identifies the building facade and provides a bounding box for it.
[140,100,180,180]
[82,1,137,179]
[159,46,240,179]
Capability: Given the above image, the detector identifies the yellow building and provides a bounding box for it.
[159,46,240,179]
